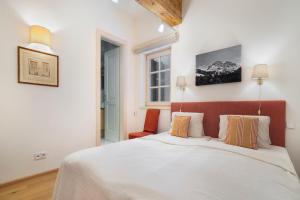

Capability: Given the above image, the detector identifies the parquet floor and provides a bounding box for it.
[0,170,57,200]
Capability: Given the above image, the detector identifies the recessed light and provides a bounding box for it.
[158,23,165,33]
[112,0,119,3]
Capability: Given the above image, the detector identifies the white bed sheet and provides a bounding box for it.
[54,132,300,200]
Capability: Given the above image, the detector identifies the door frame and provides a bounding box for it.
[96,29,128,146]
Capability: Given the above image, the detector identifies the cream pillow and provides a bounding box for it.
[219,115,271,148]
[170,112,204,138]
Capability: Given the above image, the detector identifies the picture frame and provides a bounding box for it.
[18,46,59,87]
[195,45,242,86]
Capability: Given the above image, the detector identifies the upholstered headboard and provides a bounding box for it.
[171,101,286,147]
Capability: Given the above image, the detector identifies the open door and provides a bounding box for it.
[104,48,120,142]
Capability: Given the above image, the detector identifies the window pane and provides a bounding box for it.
[160,87,170,102]
[160,55,170,70]
[150,73,159,87]
[160,71,170,86]
[150,58,159,72]
[150,88,159,102]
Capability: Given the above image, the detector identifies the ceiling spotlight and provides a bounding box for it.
[158,23,165,33]
[112,0,119,3]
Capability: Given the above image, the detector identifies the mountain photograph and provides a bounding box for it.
[196,45,242,86]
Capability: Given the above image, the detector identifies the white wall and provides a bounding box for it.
[0,0,137,183]
[135,0,300,174]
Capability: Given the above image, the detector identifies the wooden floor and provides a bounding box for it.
[0,170,57,200]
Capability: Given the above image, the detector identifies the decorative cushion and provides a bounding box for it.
[170,112,204,138]
[128,132,153,139]
[225,116,259,149]
[170,116,191,138]
[143,109,160,134]
[219,115,271,148]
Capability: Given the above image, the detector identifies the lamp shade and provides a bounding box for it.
[176,76,187,89]
[252,64,269,80]
[30,25,51,46]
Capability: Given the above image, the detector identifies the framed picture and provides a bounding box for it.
[18,46,59,87]
[195,45,241,86]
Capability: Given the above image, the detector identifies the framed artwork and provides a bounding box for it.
[18,46,59,87]
[195,45,242,86]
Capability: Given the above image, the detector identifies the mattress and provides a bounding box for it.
[53,132,300,200]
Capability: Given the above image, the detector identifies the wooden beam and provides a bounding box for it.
[136,0,182,27]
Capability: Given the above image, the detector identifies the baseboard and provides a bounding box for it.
[0,168,58,187]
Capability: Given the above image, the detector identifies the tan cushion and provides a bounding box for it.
[170,115,191,138]
[225,116,259,149]
[219,115,271,148]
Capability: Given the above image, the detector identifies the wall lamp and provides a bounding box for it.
[176,76,187,91]
[252,64,269,85]
[30,25,52,47]
[252,64,269,115]
[176,76,187,112]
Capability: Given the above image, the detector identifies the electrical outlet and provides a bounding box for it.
[33,152,47,161]
[41,152,47,159]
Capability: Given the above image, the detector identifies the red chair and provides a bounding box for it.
[129,109,160,139]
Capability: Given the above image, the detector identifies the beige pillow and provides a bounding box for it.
[225,116,259,149]
[170,115,191,138]
[170,112,204,137]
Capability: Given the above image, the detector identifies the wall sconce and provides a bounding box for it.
[30,25,52,47]
[176,76,187,112]
[176,76,187,91]
[252,64,269,115]
[252,64,269,85]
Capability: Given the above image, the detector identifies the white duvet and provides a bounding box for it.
[54,132,300,200]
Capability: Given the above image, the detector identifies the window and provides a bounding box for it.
[146,49,171,106]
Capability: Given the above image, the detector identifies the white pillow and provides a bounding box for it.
[219,115,271,148]
[170,112,204,138]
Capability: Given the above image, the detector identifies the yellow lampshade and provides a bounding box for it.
[252,64,269,79]
[176,76,187,90]
[252,64,269,85]
[30,25,51,46]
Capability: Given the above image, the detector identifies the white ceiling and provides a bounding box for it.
[112,0,149,18]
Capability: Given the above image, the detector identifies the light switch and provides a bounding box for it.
[286,122,295,130]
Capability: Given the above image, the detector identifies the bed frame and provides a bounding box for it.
[171,101,286,147]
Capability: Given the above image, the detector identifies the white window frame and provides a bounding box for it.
[145,48,171,107]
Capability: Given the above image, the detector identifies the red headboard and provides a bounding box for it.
[171,101,286,147]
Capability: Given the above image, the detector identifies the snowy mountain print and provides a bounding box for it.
[196,45,242,86]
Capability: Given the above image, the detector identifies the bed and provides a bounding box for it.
[53,101,300,200]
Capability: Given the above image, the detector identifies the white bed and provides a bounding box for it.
[53,132,300,200]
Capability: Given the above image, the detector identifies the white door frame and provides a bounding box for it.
[96,29,128,146]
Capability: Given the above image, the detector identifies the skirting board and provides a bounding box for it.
[0,169,58,187]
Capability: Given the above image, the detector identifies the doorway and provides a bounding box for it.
[100,39,120,144]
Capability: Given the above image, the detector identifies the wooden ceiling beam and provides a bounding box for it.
[136,0,182,27]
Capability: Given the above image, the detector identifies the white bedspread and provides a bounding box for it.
[54,132,300,200]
